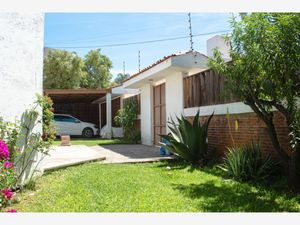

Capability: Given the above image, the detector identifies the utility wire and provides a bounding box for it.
[49,30,232,49]
[49,16,230,45]
[50,25,169,45]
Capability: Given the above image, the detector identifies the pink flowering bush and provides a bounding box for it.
[6,209,17,213]
[0,140,17,212]
[0,140,9,160]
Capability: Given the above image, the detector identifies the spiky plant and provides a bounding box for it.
[218,142,276,181]
[160,111,213,164]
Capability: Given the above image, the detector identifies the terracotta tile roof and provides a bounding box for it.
[122,50,195,84]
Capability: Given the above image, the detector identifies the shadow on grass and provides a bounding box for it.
[173,181,300,212]
[155,158,225,175]
[156,158,300,211]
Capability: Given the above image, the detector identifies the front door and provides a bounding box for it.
[153,83,166,145]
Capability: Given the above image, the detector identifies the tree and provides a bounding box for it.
[209,13,300,190]
[43,49,85,89]
[81,49,113,89]
[114,73,130,85]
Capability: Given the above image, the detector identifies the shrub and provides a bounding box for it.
[36,94,57,148]
[160,111,213,164]
[0,117,20,162]
[114,99,140,143]
[0,140,17,212]
[218,142,276,181]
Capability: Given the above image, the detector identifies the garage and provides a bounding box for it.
[44,89,108,137]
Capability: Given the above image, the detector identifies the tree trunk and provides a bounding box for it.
[288,150,300,192]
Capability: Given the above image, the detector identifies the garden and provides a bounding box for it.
[1,13,300,212]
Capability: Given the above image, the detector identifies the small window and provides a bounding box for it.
[54,115,63,121]
[54,115,77,123]
[61,116,77,123]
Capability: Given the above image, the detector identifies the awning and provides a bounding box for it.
[44,89,108,103]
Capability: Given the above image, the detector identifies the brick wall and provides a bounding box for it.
[188,111,290,161]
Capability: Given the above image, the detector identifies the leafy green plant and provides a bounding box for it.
[160,111,213,164]
[114,99,140,143]
[219,142,276,181]
[209,13,300,190]
[0,140,17,212]
[36,94,57,148]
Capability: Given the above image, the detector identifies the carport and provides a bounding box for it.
[44,89,115,138]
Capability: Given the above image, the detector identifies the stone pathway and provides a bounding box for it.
[40,145,106,171]
[40,144,175,171]
[91,144,175,164]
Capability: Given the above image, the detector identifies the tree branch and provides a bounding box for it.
[244,96,289,163]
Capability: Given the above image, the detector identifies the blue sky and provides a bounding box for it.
[45,13,233,79]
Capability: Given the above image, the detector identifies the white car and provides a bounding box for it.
[53,114,99,138]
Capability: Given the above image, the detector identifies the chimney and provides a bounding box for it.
[206,35,231,61]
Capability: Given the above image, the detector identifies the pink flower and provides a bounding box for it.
[6,209,17,213]
[3,161,13,169]
[0,140,9,160]
[1,188,14,200]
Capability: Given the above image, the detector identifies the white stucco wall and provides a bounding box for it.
[0,13,44,122]
[165,72,184,132]
[207,35,231,61]
[0,13,44,184]
[140,83,153,145]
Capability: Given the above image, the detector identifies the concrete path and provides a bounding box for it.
[40,145,106,171]
[40,144,175,171]
[91,144,175,164]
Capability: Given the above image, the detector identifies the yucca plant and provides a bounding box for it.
[160,111,213,164]
[218,142,276,181]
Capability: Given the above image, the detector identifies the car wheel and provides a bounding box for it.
[82,128,94,138]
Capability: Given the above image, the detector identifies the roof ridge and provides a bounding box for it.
[121,50,201,84]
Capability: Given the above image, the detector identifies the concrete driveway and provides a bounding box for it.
[91,144,174,164]
[40,145,106,171]
[40,144,174,171]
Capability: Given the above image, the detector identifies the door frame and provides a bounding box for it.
[152,82,166,146]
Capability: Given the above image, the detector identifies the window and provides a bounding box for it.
[54,115,78,123]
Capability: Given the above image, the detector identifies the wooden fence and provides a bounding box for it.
[183,69,239,108]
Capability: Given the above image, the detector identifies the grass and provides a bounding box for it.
[53,138,131,146]
[12,160,300,212]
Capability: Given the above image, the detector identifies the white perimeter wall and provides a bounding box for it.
[0,13,44,184]
[0,13,44,122]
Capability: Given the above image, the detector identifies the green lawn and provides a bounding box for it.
[53,138,131,146]
[12,160,300,212]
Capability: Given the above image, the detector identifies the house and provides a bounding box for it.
[117,35,291,159]
[121,51,209,145]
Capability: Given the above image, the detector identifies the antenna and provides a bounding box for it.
[138,50,141,72]
[123,61,125,75]
[188,13,194,51]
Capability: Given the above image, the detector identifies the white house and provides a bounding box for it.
[121,51,209,145]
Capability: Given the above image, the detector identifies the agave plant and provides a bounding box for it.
[160,111,213,164]
[218,142,276,181]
